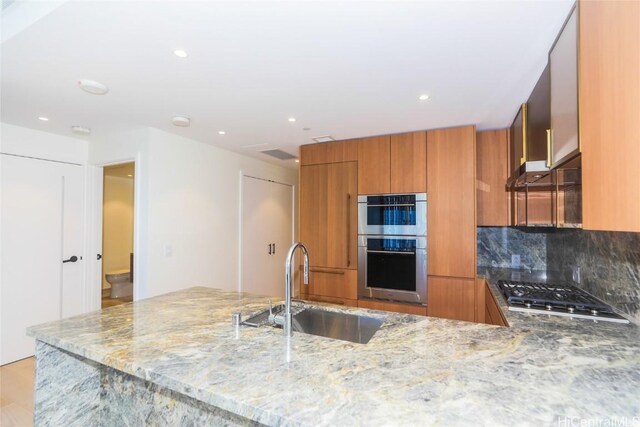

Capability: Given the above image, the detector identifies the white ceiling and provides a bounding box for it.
[1,0,574,168]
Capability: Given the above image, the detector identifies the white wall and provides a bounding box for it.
[90,127,297,299]
[144,128,297,297]
[0,122,88,164]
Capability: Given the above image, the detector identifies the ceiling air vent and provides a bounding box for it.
[312,135,335,143]
[259,149,297,161]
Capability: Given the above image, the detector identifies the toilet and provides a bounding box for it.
[105,269,133,298]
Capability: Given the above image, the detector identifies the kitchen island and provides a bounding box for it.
[28,286,640,426]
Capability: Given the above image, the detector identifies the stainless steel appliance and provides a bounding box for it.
[358,193,426,236]
[357,193,427,305]
[497,280,629,324]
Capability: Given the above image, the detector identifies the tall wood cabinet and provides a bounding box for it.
[426,126,477,322]
[476,129,510,226]
[580,0,640,232]
[299,162,358,305]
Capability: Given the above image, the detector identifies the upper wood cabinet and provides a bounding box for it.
[357,136,391,194]
[476,129,510,226]
[300,162,357,270]
[580,0,640,232]
[550,5,579,169]
[390,132,427,194]
[299,140,358,166]
[427,126,476,279]
[357,132,426,195]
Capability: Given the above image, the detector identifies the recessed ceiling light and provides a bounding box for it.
[173,49,188,58]
[218,130,226,135]
[172,116,190,127]
[418,94,430,101]
[288,117,296,122]
[38,116,49,121]
[294,159,300,163]
[71,126,91,135]
[78,79,109,95]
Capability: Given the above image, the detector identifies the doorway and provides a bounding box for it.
[100,162,135,308]
[241,175,294,298]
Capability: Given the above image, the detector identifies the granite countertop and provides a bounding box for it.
[28,286,640,426]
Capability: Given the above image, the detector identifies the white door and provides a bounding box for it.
[1,154,85,365]
[241,176,293,298]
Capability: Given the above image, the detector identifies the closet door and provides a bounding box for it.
[241,176,293,298]
[1,155,85,365]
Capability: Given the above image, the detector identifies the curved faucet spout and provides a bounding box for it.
[282,242,310,337]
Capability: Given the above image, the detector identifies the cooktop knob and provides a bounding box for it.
[567,306,575,314]
[545,304,553,311]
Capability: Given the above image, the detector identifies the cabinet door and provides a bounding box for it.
[526,63,551,163]
[300,162,357,269]
[357,136,390,194]
[427,126,476,278]
[580,0,640,232]
[476,129,510,226]
[427,276,475,322]
[300,140,358,165]
[550,6,579,168]
[390,132,427,193]
[304,268,357,301]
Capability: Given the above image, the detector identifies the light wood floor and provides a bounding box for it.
[0,357,35,427]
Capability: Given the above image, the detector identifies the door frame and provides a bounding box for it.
[86,154,142,311]
[238,171,296,294]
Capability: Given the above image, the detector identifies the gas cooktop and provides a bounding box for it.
[497,280,629,324]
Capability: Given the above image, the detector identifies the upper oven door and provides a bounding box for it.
[358,193,426,236]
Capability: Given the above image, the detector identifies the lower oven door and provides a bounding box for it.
[357,235,427,304]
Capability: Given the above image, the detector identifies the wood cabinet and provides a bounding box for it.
[427,277,476,322]
[357,132,426,195]
[300,162,357,270]
[476,129,510,226]
[301,268,357,305]
[390,132,427,193]
[580,0,640,232]
[357,299,427,316]
[427,126,476,279]
[299,140,358,166]
[509,104,526,179]
[299,161,358,304]
[357,136,390,194]
[484,282,508,326]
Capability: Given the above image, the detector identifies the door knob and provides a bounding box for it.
[97,254,102,260]
[62,256,78,263]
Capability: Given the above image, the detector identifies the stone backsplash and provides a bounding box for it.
[547,229,640,324]
[478,227,640,324]
[477,227,548,270]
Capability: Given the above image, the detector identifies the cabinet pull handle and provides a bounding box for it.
[310,268,345,275]
[268,244,272,255]
[346,193,351,267]
[273,243,275,254]
[546,129,553,168]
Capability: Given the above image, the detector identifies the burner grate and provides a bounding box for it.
[497,280,612,312]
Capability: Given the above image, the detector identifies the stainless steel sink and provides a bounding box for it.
[291,308,384,344]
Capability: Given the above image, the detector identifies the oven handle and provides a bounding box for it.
[365,203,415,208]
[366,250,416,255]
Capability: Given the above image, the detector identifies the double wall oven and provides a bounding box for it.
[357,193,427,305]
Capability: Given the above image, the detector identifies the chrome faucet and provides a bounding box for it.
[273,242,309,337]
